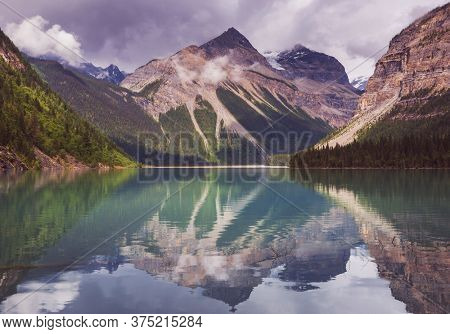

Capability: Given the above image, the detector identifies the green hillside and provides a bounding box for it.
[0,29,134,169]
[30,58,165,159]
[291,91,450,168]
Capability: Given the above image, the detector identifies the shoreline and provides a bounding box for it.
[141,165,289,169]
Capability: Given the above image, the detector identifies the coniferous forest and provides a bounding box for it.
[292,134,450,169]
[291,92,450,169]
[0,29,134,168]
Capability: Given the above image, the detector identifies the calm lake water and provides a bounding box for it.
[0,168,449,314]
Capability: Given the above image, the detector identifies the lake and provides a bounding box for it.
[0,168,449,313]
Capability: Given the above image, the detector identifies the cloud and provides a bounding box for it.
[174,55,236,85]
[200,56,229,84]
[1,0,447,78]
[173,59,198,83]
[4,15,84,66]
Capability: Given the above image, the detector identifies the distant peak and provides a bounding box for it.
[291,43,307,51]
[200,26,255,52]
[220,27,249,42]
[225,27,240,35]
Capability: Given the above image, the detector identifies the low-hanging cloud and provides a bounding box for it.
[5,15,84,66]
[174,55,240,86]
[200,56,229,84]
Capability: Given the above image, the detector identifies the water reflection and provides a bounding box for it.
[0,169,448,313]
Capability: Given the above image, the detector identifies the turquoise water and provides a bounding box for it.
[0,168,448,313]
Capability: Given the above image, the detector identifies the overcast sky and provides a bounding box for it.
[0,0,447,79]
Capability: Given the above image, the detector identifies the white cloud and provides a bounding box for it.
[173,59,198,83]
[244,0,448,80]
[174,55,240,85]
[5,15,84,66]
[200,55,228,84]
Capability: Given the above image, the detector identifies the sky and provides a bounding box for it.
[0,0,447,80]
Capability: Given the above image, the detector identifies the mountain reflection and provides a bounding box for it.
[0,169,448,313]
[308,170,450,313]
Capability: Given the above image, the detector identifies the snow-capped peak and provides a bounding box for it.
[262,51,285,71]
[350,76,368,91]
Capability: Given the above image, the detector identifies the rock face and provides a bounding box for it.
[360,3,449,112]
[321,3,450,148]
[121,28,339,163]
[274,44,351,85]
[0,146,28,171]
[263,45,361,126]
[120,27,359,163]
[200,27,270,67]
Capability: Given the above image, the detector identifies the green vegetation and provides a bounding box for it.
[159,105,209,162]
[194,95,218,161]
[30,58,163,161]
[137,79,163,99]
[292,91,450,169]
[0,30,133,168]
[293,135,450,168]
[267,153,291,166]
[0,170,136,266]
[216,86,331,154]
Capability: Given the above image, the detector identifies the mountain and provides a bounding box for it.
[29,53,127,85]
[350,76,368,91]
[267,44,351,85]
[263,44,361,125]
[121,27,338,164]
[292,4,450,168]
[0,28,134,170]
[76,62,126,85]
[200,27,271,66]
[26,28,360,165]
[30,58,163,161]
[119,27,366,163]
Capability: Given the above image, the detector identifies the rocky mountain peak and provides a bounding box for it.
[275,44,351,85]
[201,27,256,53]
[199,27,269,66]
[76,62,126,85]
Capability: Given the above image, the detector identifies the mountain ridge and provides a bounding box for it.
[319,2,449,148]
[0,28,134,170]
[291,3,450,168]
[118,27,360,163]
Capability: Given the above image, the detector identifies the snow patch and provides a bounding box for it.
[350,76,368,91]
[262,51,285,71]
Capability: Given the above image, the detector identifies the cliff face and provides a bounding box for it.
[360,3,449,112]
[0,33,24,71]
[320,3,450,148]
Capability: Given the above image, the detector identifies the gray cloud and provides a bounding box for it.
[0,0,447,79]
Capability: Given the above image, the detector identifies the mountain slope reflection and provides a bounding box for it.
[0,169,448,313]
[309,171,450,313]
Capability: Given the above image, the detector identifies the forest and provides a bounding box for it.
[0,29,133,168]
